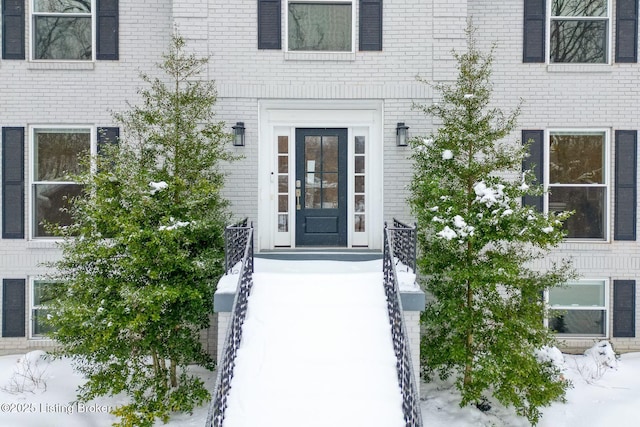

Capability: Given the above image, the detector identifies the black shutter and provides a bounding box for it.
[613,280,636,337]
[616,0,638,63]
[523,0,546,63]
[258,0,281,50]
[96,0,119,60]
[97,127,120,155]
[359,0,383,51]
[522,130,544,211]
[2,0,25,60]
[2,127,25,239]
[2,279,25,337]
[615,130,637,240]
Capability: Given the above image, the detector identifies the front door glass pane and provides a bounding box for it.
[322,136,338,172]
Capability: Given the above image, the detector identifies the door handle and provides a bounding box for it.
[296,189,301,210]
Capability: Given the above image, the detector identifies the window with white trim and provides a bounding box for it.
[32,127,93,238]
[31,0,94,60]
[547,130,608,239]
[549,0,610,63]
[31,280,57,338]
[548,280,608,337]
[286,0,354,52]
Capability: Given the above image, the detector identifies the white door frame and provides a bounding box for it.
[257,100,383,250]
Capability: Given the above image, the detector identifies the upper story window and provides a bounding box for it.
[31,0,94,60]
[287,1,353,52]
[549,0,610,63]
[31,127,93,238]
[547,130,608,240]
[258,0,381,52]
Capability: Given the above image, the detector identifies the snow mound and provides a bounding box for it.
[535,346,566,370]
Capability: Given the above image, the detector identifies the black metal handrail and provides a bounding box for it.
[224,218,253,273]
[206,221,254,427]
[391,218,417,272]
[383,222,422,427]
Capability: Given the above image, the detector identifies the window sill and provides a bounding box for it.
[28,61,95,71]
[546,64,612,73]
[27,240,62,250]
[284,51,356,62]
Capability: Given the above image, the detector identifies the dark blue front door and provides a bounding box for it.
[295,128,348,246]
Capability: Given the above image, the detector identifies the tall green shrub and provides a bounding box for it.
[45,33,234,426]
[410,26,574,425]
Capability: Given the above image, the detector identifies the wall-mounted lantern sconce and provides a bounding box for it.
[396,122,409,147]
[232,122,245,146]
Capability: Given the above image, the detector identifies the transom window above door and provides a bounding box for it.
[286,1,354,52]
[31,0,94,60]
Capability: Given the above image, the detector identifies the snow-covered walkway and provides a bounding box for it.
[222,259,405,427]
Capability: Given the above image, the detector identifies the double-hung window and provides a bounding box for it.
[31,280,57,337]
[549,0,610,63]
[32,0,94,60]
[32,127,93,238]
[548,280,608,337]
[547,130,608,240]
[286,0,354,52]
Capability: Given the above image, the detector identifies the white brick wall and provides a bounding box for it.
[4,0,640,355]
[470,0,640,352]
[0,0,173,352]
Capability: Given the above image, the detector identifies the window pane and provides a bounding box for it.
[355,136,365,154]
[278,136,289,154]
[322,136,338,172]
[549,133,604,184]
[33,309,55,336]
[33,281,56,306]
[355,194,365,212]
[305,179,321,209]
[35,129,90,181]
[549,309,606,336]
[278,175,288,193]
[34,16,92,60]
[288,3,352,51]
[549,282,605,306]
[550,20,607,63]
[305,136,321,168]
[278,194,288,212]
[355,175,365,193]
[355,214,365,232]
[322,173,338,208]
[34,183,83,237]
[552,0,607,17]
[34,0,91,13]
[278,156,288,173]
[355,156,365,173]
[549,187,605,239]
[278,214,289,232]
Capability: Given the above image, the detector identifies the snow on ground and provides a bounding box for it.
[223,261,404,427]
[1,259,639,426]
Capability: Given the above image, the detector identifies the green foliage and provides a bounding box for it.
[410,25,574,425]
[44,32,234,426]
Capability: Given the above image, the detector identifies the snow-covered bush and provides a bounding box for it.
[575,341,618,383]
